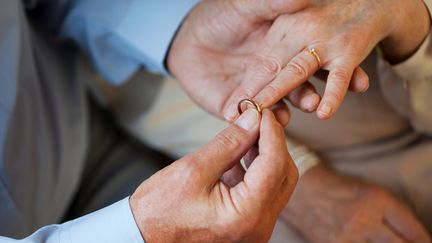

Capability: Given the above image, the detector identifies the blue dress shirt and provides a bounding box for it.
[0,0,197,242]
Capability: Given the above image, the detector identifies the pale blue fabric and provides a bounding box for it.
[0,198,143,243]
[0,0,197,241]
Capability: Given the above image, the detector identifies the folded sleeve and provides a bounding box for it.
[59,0,199,85]
[377,0,432,134]
[0,197,144,243]
[286,138,320,176]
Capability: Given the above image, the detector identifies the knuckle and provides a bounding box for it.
[264,84,284,99]
[178,155,202,181]
[241,87,256,99]
[251,55,281,78]
[215,128,246,150]
[325,88,344,103]
[331,69,351,83]
[285,59,309,79]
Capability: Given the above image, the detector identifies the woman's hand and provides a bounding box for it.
[130,109,298,242]
[282,166,431,243]
[223,0,431,120]
[168,0,322,122]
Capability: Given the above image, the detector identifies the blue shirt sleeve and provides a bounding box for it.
[59,0,199,85]
[0,198,144,243]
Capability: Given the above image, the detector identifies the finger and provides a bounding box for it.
[271,100,291,127]
[369,226,405,243]
[193,109,261,185]
[314,68,369,93]
[221,162,246,188]
[286,81,321,113]
[317,63,354,119]
[222,100,289,187]
[254,49,321,111]
[384,200,431,243]
[239,109,297,204]
[349,67,370,93]
[223,28,305,122]
[223,54,283,122]
[244,144,259,168]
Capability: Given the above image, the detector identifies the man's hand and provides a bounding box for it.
[130,109,298,242]
[281,166,431,243]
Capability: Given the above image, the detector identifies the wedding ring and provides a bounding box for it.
[237,99,261,115]
[304,48,321,68]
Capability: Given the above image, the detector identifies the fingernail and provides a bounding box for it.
[318,103,332,117]
[361,82,370,93]
[235,109,260,131]
[302,94,320,113]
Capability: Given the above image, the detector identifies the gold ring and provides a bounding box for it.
[304,48,321,68]
[237,99,261,115]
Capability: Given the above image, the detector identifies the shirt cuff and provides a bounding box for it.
[59,197,144,243]
[286,138,320,176]
[392,0,432,81]
[116,0,199,76]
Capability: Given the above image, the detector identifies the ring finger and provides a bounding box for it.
[253,47,322,109]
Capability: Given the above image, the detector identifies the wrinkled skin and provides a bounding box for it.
[168,0,430,121]
[131,110,298,242]
[282,166,431,243]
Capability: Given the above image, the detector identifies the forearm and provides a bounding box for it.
[380,0,431,64]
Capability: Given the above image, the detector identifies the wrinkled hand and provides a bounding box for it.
[242,0,431,120]
[169,0,430,122]
[167,0,313,121]
[130,109,298,243]
[282,166,431,243]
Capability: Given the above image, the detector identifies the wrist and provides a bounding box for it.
[130,194,162,243]
[380,0,431,64]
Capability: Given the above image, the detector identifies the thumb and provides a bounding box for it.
[193,109,261,185]
[233,0,309,22]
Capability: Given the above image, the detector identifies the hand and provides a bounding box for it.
[167,0,319,122]
[130,109,298,243]
[281,166,431,243]
[225,0,431,120]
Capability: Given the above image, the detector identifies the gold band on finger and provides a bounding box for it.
[237,99,261,115]
[304,48,321,68]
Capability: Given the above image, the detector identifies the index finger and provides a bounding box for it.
[240,109,298,204]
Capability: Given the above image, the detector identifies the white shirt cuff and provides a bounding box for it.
[286,139,320,176]
[59,197,144,243]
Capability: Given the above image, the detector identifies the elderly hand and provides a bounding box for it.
[130,109,298,242]
[167,0,320,122]
[220,0,431,120]
[282,166,431,243]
